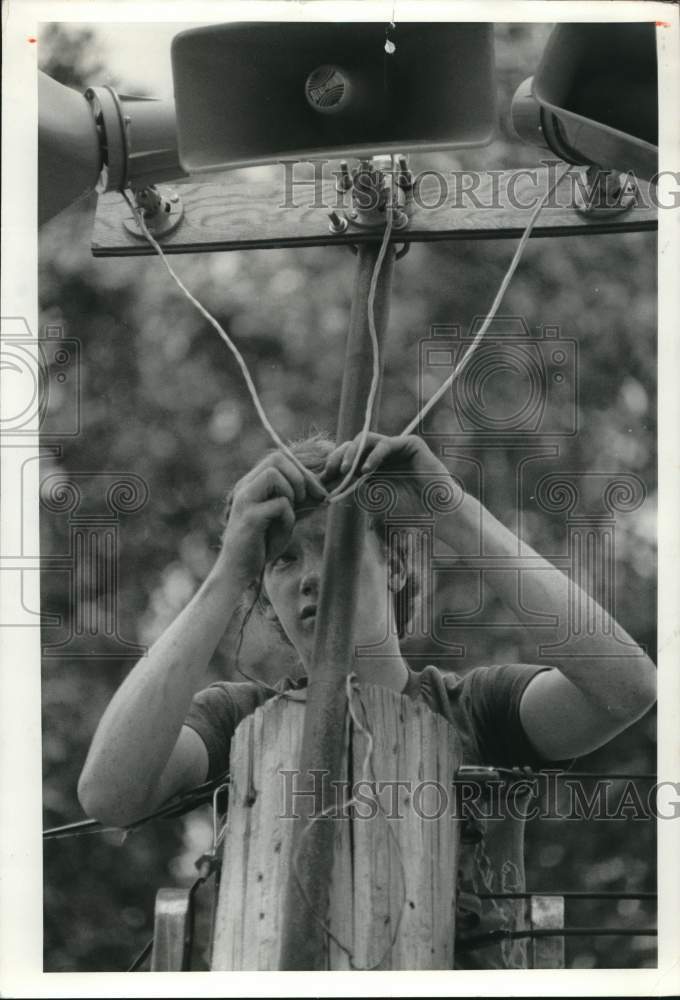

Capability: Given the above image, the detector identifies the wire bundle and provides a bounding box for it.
[124,162,575,507]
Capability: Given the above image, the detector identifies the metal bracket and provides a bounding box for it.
[327,154,412,238]
[123,184,184,239]
[574,165,636,219]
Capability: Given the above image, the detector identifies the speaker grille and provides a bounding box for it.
[305,65,348,111]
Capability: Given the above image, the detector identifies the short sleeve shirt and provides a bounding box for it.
[184,662,560,969]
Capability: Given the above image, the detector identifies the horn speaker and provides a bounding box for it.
[170,22,497,172]
[38,71,184,225]
[512,22,657,181]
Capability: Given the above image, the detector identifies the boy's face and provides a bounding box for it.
[262,505,393,669]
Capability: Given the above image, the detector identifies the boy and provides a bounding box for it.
[78,432,656,968]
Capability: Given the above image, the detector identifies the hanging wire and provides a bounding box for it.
[401,163,575,436]
[121,189,328,500]
[457,926,658,953]
[124,164,576,511]
[43,776,230,840]
[478,891,656,901]
[127,936,154,972]
[327,163,576,506]
[122,161,581,529]
[330,156,395,499]
[123,173,395,508]
[43,764,657,841]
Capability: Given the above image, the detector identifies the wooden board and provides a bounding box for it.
[91,166,657,257]
[211,683,462,970]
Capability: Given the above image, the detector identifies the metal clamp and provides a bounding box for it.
[123,184,184,238]
[574,165,636,218]
[327,154,412,238]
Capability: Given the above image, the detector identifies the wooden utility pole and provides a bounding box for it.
[278,235,395,970]
[212,686,461,970]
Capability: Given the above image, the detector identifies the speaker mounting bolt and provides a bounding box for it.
[397,154,413,192]
[336,160,353,194]
[574,166,635,218]
[124,184,184,239]
[328,211,349,234]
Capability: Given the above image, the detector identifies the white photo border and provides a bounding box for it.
[1,1,678,996]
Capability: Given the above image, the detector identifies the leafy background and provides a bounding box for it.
[39,22,656,971]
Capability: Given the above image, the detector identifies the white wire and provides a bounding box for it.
[122,189,329,498]
[330,163,575,505]
[290,673,407,969]
[330,158,395,499]
[401,163,575,436]
[125,163,574,508]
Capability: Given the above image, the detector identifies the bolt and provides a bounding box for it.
[328,211,349,234]
[336,160,353,192]
[397,154,413,191]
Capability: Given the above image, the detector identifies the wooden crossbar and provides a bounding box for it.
[91,166,657,257]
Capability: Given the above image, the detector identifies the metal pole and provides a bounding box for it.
[279,240,395,970]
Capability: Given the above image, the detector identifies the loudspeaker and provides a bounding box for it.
[512,23,657,181]
[38,72,102,224]
[38,71,185,225]
[171,22,497,172]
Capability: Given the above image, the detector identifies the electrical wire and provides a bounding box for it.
[401,162,575,436]
[121,189,328,500]
[457,926,658,953]
[330,158,395,499]
[43,776,230,840]
[123,181,400,509]
[328,163,577,506]
[478,891,656,901]
[127,936,153,972]
[289,673,407,970]
[126,163,576,513]
[43,766,657,841]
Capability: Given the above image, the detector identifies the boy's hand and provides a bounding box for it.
[322,433,460,514]
[220,452,325,585]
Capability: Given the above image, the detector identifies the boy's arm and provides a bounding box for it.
[443,489,657,759]
[325,433,657,761]
[77,559,241,827]
[78,451,317,827]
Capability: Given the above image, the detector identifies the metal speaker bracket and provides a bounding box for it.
[574,166,636,219]
[327,153,412,238]
[123,184,184,239]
